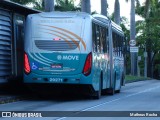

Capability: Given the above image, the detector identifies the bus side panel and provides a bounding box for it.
[114,56,121,90]
[82,19,102,92]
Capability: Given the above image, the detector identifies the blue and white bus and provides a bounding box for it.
[24,12,125,99]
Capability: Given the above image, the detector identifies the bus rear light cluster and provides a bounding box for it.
[83,52,92,76]
[24,52,31,74]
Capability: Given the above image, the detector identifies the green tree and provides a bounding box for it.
[10,0,44,10]
[10,0,35,5]
[136,0,160,77]
[33,0,45,11]
[55,0,80,11]
[34,0,80,11]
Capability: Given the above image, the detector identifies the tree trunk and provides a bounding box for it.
[130,0,137,75]
[44,0,54,12]
[114,0,120,25]
[81,0,91,14]
[101,0,108,16]
[147,50,151,77]
[151,52,156,78]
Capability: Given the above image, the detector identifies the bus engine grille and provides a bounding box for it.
[35,40,80,51]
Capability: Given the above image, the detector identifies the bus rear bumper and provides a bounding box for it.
[24,72,92,84]
[25,83,94,95]
[24,73,95,95]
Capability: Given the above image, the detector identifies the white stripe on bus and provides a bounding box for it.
[28,51,50,66]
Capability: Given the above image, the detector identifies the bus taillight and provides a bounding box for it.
[83,52,92,76]
[24,52,31,74]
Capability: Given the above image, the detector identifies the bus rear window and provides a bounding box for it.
[32,18,83,39]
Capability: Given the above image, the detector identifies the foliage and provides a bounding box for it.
[33,0,53,11]
[125,75,150,82]
[10,0,81,12]
[10,0,35,5]
[10,0,44,10]
[33,0,45,11]
[55,0,80,11]
[120,17,130,39]
[136,0,160,77]
[33,0,81,11]
[136,0,160,54]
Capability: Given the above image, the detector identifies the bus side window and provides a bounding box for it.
[115,34,118,56]
[99,27,103,53]
[106,28,109,54]
[112,32,116,54]
[102,27,107,53]
[92,23,97,52]
[116,34,118,56]
[117,35,120,56]
[96,25,101,53]
[107,36,109,54]
[119,36,122,56]
[121,36,124,57]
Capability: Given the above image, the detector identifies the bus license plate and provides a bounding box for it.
[49,78,63,82]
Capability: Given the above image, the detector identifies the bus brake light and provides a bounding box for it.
[24,53,31,74]
[83,53,92,76]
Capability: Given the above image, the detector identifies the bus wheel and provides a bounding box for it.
[107,73,116,95]
[115,74,123,93]
[92,75,102,99]
[115,89,120,93]
[121,73,125,86]
[107,87,115,95]
[115,84,121,93]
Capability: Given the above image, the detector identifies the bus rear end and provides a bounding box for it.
[24,12,93,92]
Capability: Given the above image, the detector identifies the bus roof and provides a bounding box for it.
[92,14,110,23]
[32,11,91,18]
[28,11,123,35]
[111,21,124,35]
[92,14,123,35]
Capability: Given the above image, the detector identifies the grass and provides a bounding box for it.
[125,75,151,83]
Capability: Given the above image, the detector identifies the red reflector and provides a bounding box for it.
[83,53,92,76]
[24,53,31,74]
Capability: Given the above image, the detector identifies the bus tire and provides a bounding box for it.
[108,73,116,95]
[115,89,120,93]
[92,74,102,99]
[115,73,122,93]
[121,73,125,86]
[115,86,121,93]
[108,86,115,95]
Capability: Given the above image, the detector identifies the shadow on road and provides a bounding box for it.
[0,82,93,103]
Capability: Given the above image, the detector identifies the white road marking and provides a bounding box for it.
[55,85,160,120]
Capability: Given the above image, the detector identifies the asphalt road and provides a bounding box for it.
[0,79,160,120]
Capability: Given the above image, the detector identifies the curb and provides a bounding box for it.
[125,79,151,84]
[0,96,25,104]
[0,83,28,104]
